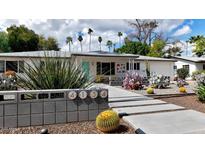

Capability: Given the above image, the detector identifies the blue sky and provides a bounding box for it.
[0,19,204,54]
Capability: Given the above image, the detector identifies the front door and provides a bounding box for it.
[82,61,90,77]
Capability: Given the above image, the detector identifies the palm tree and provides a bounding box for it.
[98,36,102,51]
[118,32,123,47]
[78,35,83,52]
[88,28,93,51]
[113,43,117,52]
[66,36,72,52]
[106,40,113,52]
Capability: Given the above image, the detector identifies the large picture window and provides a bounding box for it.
[19,61,25,73]
[6,61,18,72]
[96,62,115,75]
[0,61,5,73]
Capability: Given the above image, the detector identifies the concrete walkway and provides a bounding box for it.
[101,84,205,134]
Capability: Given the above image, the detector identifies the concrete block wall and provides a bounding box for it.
[0,88,108,128]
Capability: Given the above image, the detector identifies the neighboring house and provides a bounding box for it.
[0,50,176,80]
[174,56,205,79]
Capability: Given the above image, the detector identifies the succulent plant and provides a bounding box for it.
[179,86,187,93]
[96,110,120,133]
[0,71,17,90]
[149,73,170,89]
[146,87,154,94]
[122,71,144,90]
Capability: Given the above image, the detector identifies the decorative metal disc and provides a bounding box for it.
[78,90,88,99]
[100,90,108,98]
[90,90,98,99]
[68,91,77,100]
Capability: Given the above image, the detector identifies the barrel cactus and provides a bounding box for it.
[96,110,120,133]
[179,86,187,93]
[147,87,154,94]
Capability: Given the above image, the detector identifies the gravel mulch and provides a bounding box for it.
[160,95,205,113]
[0,120,135,134]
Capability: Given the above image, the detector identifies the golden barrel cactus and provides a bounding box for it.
[179,86,187,93]
[146,87,154,94]
[96,110,120,133]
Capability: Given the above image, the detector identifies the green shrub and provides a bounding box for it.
[177,68,189,79]
[192,70,205,80]
[17,53,92,90]
[196,85,205,102]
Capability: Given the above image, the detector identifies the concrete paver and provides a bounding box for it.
[123,110,205,134]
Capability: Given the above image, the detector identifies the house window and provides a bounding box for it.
[174,65,177,69]
[203,64,205,70]
[137,63,140,70]
[111,62,115,75]
[6,61,18,72]
[183,65,190,73]
[97,62,101,75]
[126,63,129,70]
[19,61,24,73]
[0,61,5,73]
[96,62,115,75]
[126,62,140,70]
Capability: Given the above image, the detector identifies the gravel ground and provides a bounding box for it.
[119,81,197,96]
[0,120,135,134]
[160,95,205,113]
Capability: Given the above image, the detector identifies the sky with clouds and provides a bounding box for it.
[0,19,204,56]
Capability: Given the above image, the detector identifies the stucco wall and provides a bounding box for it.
[175,60,198,79]
[74,56,175,80]
[0,56,175,80]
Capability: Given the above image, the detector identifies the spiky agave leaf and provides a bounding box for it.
[17,52,93,90]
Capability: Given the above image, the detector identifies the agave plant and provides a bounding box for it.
[17,54,92,90]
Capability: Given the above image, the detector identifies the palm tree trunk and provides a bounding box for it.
[89,35,91,51]
[69,42,71,52]
[80,42,83,52]
[119,37,121,47]
[100,43,101,51]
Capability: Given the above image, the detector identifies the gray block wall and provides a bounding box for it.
[0,88,108,128]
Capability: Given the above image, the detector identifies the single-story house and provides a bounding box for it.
[174,56,205,78]
[0,50,176,80]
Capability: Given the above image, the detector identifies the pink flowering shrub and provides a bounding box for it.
[122,71,143,90]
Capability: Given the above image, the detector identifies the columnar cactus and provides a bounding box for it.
[96,110,120,133]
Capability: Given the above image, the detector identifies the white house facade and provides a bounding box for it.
[174,56,205,79]
[0,51,176,80]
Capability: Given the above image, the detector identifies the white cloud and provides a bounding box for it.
[172,25,192,37]
[0,19,191,52]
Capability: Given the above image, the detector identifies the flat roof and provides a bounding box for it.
[0,50,176,61]
[174,56,205,63]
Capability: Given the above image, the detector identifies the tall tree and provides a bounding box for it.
[106,40,113,52]
[116,41,150,55]
[38,35,47,50]
[118,32,123,47]
[128,19,158,45]
[188,35,204,44]
[98,36,102,51]
[66,36,73,52]
[38,35,60,51]
[46,37,60,51]
[7,25,39,52]
[187,35,205,57]
[0,32,11,52]
[147,39,166,57]
[88,28,93,51]
[78,35,83,52]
